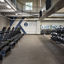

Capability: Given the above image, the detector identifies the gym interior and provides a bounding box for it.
[0,0,64,64]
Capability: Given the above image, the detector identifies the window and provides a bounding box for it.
[0,0,4,2]
[25,2,32,10]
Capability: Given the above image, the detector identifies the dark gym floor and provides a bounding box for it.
[2,35,64,64]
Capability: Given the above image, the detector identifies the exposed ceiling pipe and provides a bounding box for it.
[5,0,17,11]
[43,18,64,20]
[0,9,15,12]
[40,0,64,20]
[40,0,42,9]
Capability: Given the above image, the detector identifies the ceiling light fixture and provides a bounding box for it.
[5,0,17,11]
[6,5,11,9]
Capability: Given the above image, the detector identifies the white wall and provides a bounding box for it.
[40,20,64,30]
[0,16,9,30]
[21,20,40,34]
[41,20,64,26]
[10,18,40,34]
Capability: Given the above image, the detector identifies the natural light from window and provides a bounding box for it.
[25,2,32,10]
[0,0,4,2]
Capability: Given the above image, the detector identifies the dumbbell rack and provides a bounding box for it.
[0,27,24,60]
[51,28,64,44]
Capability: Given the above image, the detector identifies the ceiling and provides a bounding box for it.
[16,0,46,12]
[40,0,64,21]
[0,0,17,16]
[0,0,64,20]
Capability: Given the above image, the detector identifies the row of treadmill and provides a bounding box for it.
[51,27,64,44]
[0,27,24,60]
